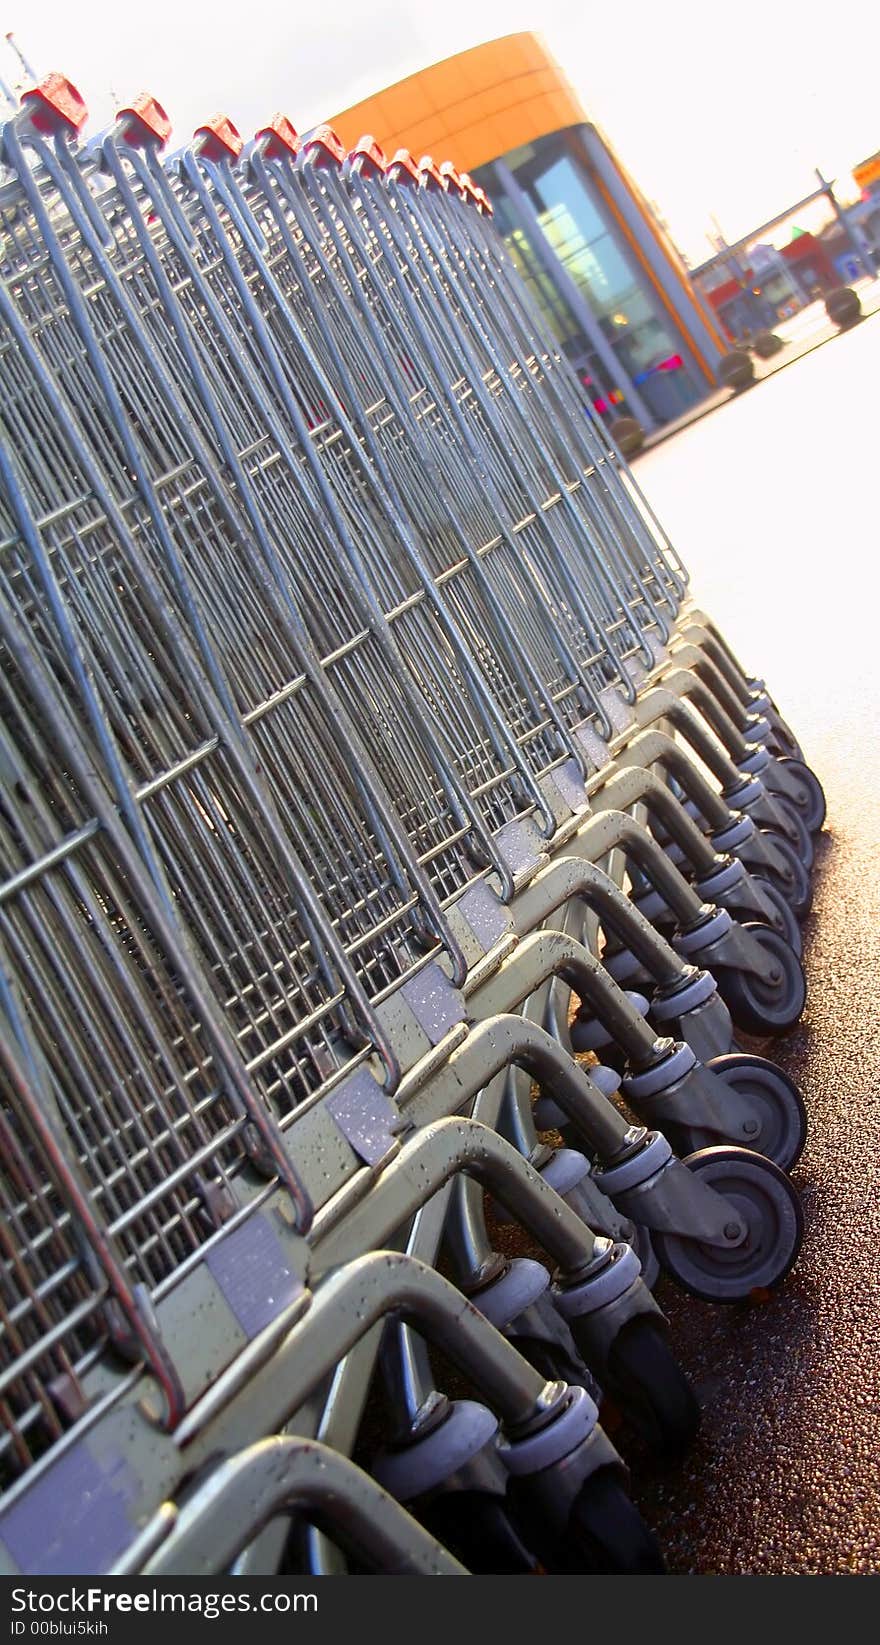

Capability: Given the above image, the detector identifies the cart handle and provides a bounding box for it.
[193,112,243,161]
[457,172,482,208]
[346,134,387,179]
[299,123,346,167]
[116,92,172,148]
[8,86,116,256]
[21,72,87,134]
[418,154,445,192]
[474,184,494,216]
[439,159,466,199]
[386,147,420,185]
[101,108,196,252]
[254,113,299,159]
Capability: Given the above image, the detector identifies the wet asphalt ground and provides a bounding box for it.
[625,310,880,1573]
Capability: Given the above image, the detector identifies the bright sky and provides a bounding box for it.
[4,0,878,262]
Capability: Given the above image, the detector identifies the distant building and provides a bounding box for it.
[846,152,880,266]
[330,33,726,431]
[853,151,880,200]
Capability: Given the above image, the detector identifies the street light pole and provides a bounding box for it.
[816,168,877,278]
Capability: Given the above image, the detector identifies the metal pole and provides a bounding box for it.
[4,32,37,85]
[816,167,876,278]
[710,216,757,338]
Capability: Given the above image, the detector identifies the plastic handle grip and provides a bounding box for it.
[386,147,420,186]
[418,154,445,191]
[439,159,464,195]
[116,93,172,148]
[255,114,299,158]
[22,74,88,135]
[348,134,387,177]
[458,171,482,207]
[193,114,244,161]
[301,124,346,166]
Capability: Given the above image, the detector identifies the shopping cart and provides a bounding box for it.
[0,77,813,1576]
[0,93,805,1131]
[0,599,674,1574]
[410,154,825,843]
[0,81,808,1268]
[183,116,813,1025]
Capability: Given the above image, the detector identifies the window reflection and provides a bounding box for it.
[487,181,631,422]
[528,153,681,386]
[479,132,705,424]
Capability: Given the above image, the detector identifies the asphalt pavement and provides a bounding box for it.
[626,306,880,1573]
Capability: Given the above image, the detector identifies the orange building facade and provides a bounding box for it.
[331,34,725,429]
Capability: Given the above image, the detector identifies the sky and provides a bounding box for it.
[3,0,878,262]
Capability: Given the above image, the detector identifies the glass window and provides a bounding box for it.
[525,152,681,372]
[477,141,703,424]
[510,137,703,420]
[476,167,631,423]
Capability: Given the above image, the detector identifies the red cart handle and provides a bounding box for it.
[347,134,387,178]
[22,73,88,135]
[300,124,346,167]
[474,184,494,217]
[386,147,420,186]
[458,171,483,208]
[418,154,445,192]
[116,93,172,148]
[193,113,243,161]
[255,114,299,158]
[439,159,466,199]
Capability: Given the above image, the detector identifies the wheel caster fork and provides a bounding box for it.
[373,1396,538,1574]
[620,1038,807,1170]
[499,1383,667,1573]
[593,1131,804,1300]
[674,909,806,1034]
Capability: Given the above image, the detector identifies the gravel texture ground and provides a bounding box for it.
[626,308,880,1574]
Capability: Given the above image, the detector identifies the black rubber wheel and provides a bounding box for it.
[652,1146,804,1302]
[776,758,826,835]
[758,831,813,919]
[762,708,804,762]
[704,1052,807,1171]
[749,874,803,957]
[605,1314,701,1458]
[632,1224,661,1290]
[512,1468,666,1574]
[770,793,814,871]
[418,1490,538,1574]
[767,726,804,762]
[715,923,806,1035]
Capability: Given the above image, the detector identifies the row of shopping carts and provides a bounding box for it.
[0,75,826,1576]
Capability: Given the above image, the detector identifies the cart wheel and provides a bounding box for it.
[776,758,826,835]
[766,722,804,762]
[749,874,803,957]
[773,793,814,870]
[418,1491,538,1574]
[757,834,812,919]
[606,1315,701,1458]
[702,1052,808,1170]
[632,1224,661,1290]
[524,1469,667,1574]
[652,1146,804,1302]
[715,923,806,1034]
